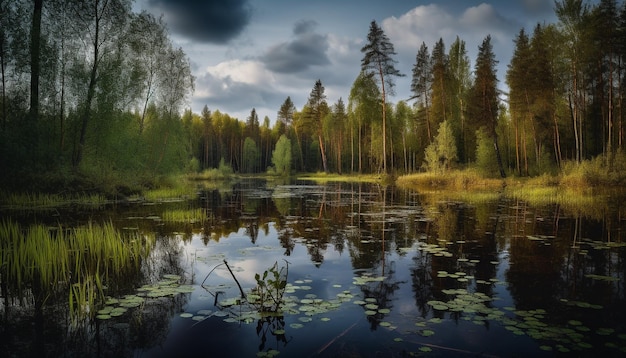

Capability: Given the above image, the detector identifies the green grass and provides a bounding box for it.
[161,208,207,224]
[0,191,108,210]
[0,220,154,319]
[297,172,383,183]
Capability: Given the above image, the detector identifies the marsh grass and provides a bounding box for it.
[297,172,382,183]
[0,220,154,319]
[141,184,197,202]
[0,191,108,210]
[397,170,504,191]
[161,208,207,224]
[397,169,612,217]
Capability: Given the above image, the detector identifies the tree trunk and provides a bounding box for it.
[29,0,43,122]
[318,134,328,173]
[493,133,506,178]
[73,6,100,169]
[1,30,6,130]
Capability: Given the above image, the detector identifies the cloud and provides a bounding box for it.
[193,59,288,119]
[522,0,554,16]
[381,5,457,50]
[261,20,330,74]
[459,3,520,42]
[146,0,252,44]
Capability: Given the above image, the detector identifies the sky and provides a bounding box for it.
[136,0,564,123]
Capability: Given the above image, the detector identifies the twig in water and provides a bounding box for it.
[313,321,358,357]
[223,259,246,300]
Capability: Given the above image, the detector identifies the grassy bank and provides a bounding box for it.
[297,172,384,183]
[396,166,625,217]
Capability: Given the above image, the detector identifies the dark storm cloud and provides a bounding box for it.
[261,20,330,74]
[147,0,251,43]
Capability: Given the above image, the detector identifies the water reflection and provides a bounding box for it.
[1,179,626,356]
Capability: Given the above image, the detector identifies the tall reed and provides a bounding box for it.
[0,220,154,318]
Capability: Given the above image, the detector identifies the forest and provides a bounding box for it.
[1,0,626,195]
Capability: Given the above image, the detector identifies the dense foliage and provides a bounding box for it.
[2,0,626,194]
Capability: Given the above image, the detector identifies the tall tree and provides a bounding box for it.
[277,96,295,126]
[307,79,329,172]
[555,0,592,162]
[360,20,404,173]
[468,35,505,177]
[201,105,211,168]
[29,0,43,122]
[331,97,347,173]
[70,0,132,168]
[127,11,169,134]
[430,38,449,136]
[411,42,432,140]
[507,28,532,175]
[592,0,619,155]
[448,36,472,163]
[348,71,380,173]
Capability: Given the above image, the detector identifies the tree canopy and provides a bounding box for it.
[2,0,626,192]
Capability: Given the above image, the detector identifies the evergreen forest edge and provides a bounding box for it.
[2,0,626,198]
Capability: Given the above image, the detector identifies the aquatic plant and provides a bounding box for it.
[161,208,207,224]
[250,261,289,313]
[0,220,154,320]
[0,191,108,210]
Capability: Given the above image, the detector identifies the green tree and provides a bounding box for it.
[411,42,432,140]
[507,28,532,175]
[555,0,592,162]
[272,134,292,175]
[29,0,43,122]
[360,20,404,173]
[329,97,347,173]
[277,96,295,126]
[201,105,212,168]
[448,36,472,164]
[127,11,170,134]
[307,79,329,172]
[242,137,260,173]
[475,127,499,176]
[70,0,132,168]
[467,35,505,178]
[348,71,380,173]
[430,38,449,137]
[423,120,457,173]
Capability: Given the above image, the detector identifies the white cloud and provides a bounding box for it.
[205,59,275,87]
[382,5,457,50]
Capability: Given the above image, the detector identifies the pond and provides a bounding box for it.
[1,179,626,357]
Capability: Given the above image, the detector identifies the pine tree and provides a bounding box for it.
[361,20,404,173]
[423,120,457,174]
[411,42,432,141]
[307,79,329,172]
[468,35,505,177]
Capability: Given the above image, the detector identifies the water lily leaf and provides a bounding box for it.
[420,329,435,337]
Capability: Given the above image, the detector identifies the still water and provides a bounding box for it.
[1,179,626,357]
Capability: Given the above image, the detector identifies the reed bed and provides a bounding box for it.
[141,185,198,202]
[161,208,207,224]
[0,219,154,318]
[0,191,108,210]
